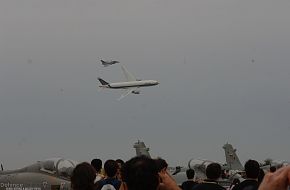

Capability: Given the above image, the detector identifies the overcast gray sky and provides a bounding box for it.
[0,0,290,169]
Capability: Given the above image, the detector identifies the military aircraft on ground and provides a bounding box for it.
[98,66,159,100]
[100,60,119,67]
[0,158,78,190]
[260,159,289,171]
[133,141,243,185]
[133,141,151,158]
[176,143,244,182]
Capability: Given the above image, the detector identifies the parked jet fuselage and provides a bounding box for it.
[0,158,77,190]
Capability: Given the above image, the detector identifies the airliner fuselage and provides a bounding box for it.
[99,80,159,89]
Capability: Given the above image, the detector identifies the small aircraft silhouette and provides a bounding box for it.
[100,60,119,67]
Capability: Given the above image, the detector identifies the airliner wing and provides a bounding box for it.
[117,88,137,100]
[121,66,136,81]
[118,89,132,101]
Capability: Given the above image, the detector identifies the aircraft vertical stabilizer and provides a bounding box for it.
[133,141,151,158]
[223,143,243,170]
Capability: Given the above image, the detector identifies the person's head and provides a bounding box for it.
[154,158,168,172]
[270,166,276,173]
[104,159,118,178]
[122,156,159,190]
[206,163,222,180]
[71,162,96,190]
[116,159,125,169]
[244,160,260,179]
[116,159,125,181]
[91,158,102,173]
[186,169,195,180]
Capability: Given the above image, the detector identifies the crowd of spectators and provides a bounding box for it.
[70,156,290,190]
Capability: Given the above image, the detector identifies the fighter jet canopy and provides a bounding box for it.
[40,158,78,178]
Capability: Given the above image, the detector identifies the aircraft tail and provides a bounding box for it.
[97,78,109,86]
[133,141,151,158]
[223,143,243,170]
[100,60,105,64]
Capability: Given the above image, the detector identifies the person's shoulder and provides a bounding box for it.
[205,182,225,190]
[211,183,226,190]
[192,182,224,190]
[181,181,191,186]
[96,179,106,190]
[110,178,122,189]
[187,181,198,187]
[97,179,121,190]
[96,179,106,185]
[96,178,118,186]
[186,181,197,185]
[232,180,258,190]
[240,180,258,186]
[181,181,197,190]
[95,174,105,183]
[191,183,202,190]
[192,183,207,190]
[181,181,187,188]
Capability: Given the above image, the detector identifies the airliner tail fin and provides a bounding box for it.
[98,78,109,85]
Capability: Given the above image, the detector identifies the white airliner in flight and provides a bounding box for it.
[98,66,159,100]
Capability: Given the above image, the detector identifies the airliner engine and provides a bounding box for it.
[132,90,140,94]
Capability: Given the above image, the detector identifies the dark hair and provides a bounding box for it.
[258,168,265,185]
[154,158,168,172]
[122,156,159,190]
[186,169,195,179]
[91,159,102,173]
[71,162,96,190]
[206,163,222,180]
[104,159,118,178]
[270,166,276,173]
[116,159,125,166]
[244,160,260,179]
